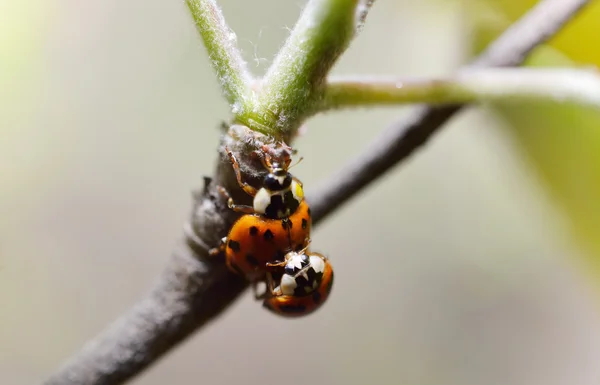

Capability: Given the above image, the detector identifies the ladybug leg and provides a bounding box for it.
[216,185,255,214]
[252,280,268,300]
[228,201,255,214]
[265,272,282,296]
[208,237,227,257]
[265,260,287,273]
[257,148,273,172]
[225,147,258,197]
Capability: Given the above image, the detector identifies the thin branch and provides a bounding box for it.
[43,237,247,385]
[468,0,589,70]
[186,0,254,109]
[320,68,600,111]
[40,127,262,385]
[309,0,590,223]
[250,0,359,137]
[41,0,589,384]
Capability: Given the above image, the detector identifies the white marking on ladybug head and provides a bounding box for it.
[287,252,304,270]
[309,255,325,273]
[280,274,297,296]
[253,188,270,214]
[275,175,286,185]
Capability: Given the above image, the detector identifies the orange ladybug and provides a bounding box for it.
[261,249,334,317]
[211,147,312,281]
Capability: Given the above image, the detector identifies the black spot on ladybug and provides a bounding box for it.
[246,254,259,266]
[312,291,322,304]
[264,230,274,241]
[301,218,308,229]
[281,219,292,230]
[228,240,241,253]
[278,304,307,314]
[307,207,312,216]
[249,226,258,236]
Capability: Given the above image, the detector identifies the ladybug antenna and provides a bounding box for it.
[300,239,311,254]
[288,156,304,170]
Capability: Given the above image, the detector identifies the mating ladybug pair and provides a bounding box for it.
[210,144,334,317]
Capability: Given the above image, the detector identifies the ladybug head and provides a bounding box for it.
[257,145,303,193]
[263,167,292,192]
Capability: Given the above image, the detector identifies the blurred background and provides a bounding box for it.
[3,0,600,384]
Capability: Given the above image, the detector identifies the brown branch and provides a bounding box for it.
[41,0,590,384]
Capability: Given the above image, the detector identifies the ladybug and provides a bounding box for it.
[261,249,334,317]
[211,147,312,281]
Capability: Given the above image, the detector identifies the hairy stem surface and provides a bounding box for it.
[322,69,600,111]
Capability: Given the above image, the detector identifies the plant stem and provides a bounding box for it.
[248,0,358,138]
[321,68,600,111]
[186,0,254,112]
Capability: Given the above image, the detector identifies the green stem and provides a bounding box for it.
[320,68,600,111]
[248,0,359,138]
[186,0,254,113]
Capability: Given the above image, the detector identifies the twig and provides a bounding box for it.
[320,68,600,111]
[309,0,590,223]
[42,239,247,385]
[186,0,254,109]
[468,0,589,70]
[41,0,589,384]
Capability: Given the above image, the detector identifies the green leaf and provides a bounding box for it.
[466,1,600,279]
